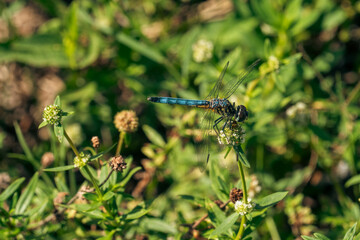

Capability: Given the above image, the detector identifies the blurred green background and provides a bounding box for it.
[0,0,359,239]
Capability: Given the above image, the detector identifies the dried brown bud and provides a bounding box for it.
[114,110,138,133]
[109,155,127,172]
[41,152,54,168]
[229,188,243,203]
[91,136,100,148]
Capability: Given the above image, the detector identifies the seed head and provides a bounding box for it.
[74,152,91,168]
[43,104,62,125]
[41,152,54,168]
[114,110,138,133]
[229,188,243,203]
[109,155,127,172]
[91,136,100,148]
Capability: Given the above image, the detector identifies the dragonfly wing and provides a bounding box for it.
[195,109,215,171]
[222,59,261,99]
[206,61,229,100]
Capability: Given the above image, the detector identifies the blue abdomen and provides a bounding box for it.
[147,97,208,106]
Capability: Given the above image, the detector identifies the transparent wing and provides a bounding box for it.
[221,59,261,99]
[195,109,215,171]
[206,61,229,100]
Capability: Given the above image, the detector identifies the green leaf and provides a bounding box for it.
[54,124,64,143]
[0,33,69,67]
[142,125,165,147]
[83,193,98,201]
[125,205,151,220]
[210,212,239,237]
[14,122,40,169]
[15,172,39,214]
[233,145,250,168]
[314,233,331,240]
[102,191,115,201]
[142,218,177,234]
[118,167,142,187]
[54,95,61,106]
[344,223,357,240]
[301,236,317,240]
[38,121,48,129]
[43,165,75,172]
[255,191,288,210]
[0,178,25,202]
[116,32,165,64]
[89,143,116,162]
[345,175,360,188]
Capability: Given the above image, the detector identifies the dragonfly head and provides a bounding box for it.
[235,105,248,122]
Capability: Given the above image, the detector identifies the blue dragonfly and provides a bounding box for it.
[148,60,261,169]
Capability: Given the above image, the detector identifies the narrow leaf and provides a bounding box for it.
[343,223,357,240]
[0,178,25,202]
[14,122,40,169]
[43,165,75,172]
[345,175,360,188]
[54,124,64,143]
[233,145,250,168]
[256,191,288,210]
[142,125,165,147]
[38,121,48,129]
[142,218,177,234]
[15,172,39,214]
[210,212,239,237]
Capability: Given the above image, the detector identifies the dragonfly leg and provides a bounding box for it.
[213,117,223,136]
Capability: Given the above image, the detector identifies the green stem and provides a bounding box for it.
[235,216,246,240]
[64,129,80,158]
[83,165,102,198]
[237,156,248,203]
[115,132,125,156]
[235,154,248,240]
[83,165,113,217]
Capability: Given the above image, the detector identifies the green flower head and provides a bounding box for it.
[43,104,62,126]
[74,152,91,168]
[217,124,245,146]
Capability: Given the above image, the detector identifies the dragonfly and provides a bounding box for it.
[147,60,261,169]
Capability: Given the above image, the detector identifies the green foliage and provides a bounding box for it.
[0,0,359,239]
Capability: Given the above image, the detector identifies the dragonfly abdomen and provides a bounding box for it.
[147,97,209,107]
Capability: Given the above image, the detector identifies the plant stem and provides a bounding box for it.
[238,156,248,203]
[83,165,102,198]
[115,131,125,156]
[64,129,80,157]
[235,215,246,240]
[235,154,248,240]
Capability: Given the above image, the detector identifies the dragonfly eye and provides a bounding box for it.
[236,105,248,122]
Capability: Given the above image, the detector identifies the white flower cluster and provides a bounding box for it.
[43,104,62,125]
[192,39,213,63]
[286,102,307,118]
[234,198,255,216]
[268,55,279,70]
[217,127,245,146]
[74,152,91,168]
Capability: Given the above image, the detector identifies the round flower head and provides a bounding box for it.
[109,155,127,172]
[217,123,245,146]
[74,152,91,168]
[114,110,138,133]
[192,39,213,63]
[234,198,255,216]
[43,104,62,125]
